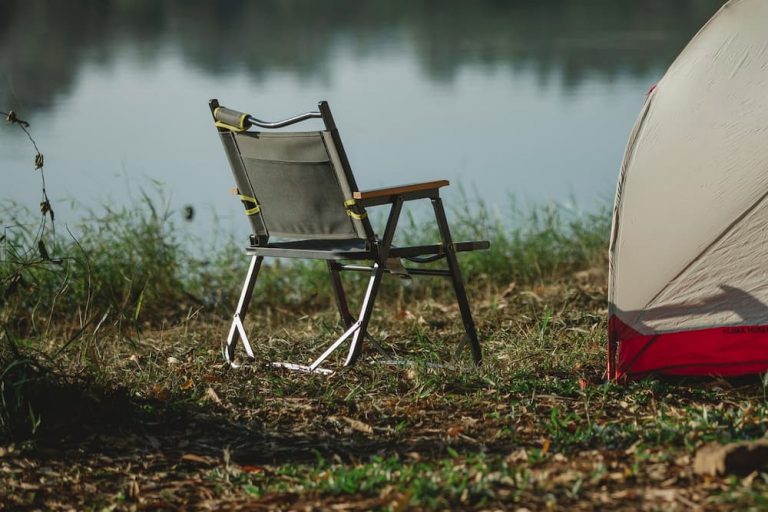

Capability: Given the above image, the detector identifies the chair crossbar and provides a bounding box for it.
[243,240,489,261]
[338,264,451,277]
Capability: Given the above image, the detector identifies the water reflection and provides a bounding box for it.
[0,1,726,240]
[1,0,724,113]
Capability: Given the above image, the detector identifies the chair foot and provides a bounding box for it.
[222,342,235,367]
[222,343,256,369]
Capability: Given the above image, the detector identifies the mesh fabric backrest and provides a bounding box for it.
[219,130,367,240]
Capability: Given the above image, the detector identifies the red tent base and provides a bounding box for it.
[610,317,768,379]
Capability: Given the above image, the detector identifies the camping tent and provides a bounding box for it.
[608,0,768,379]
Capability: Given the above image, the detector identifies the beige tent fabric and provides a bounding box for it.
[609,0,768,335]
[637,191,768,332]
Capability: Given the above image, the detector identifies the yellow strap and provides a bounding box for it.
[237,194,261,215]
[213,107,248,132]
[215,120,246,132]
[343,198,368,220]
[347,211,368,220]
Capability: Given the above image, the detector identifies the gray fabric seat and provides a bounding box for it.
[210,98,489,373]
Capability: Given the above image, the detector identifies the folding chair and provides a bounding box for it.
[209,99,489,373]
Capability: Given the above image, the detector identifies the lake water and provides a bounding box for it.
[1,0,725,238]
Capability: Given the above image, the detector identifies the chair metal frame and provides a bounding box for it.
[209,99,486,373]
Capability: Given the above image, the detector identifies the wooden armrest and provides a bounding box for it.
[353,180,449,201]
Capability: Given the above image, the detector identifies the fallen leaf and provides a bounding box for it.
[181,453,215,466]
[644,488,677,501]
[389,491,412,512]
[150,384,169,401]
[205,387,221,404]
[501,281,517,298]
[506,448,528,463]
[428,302,453,314]
[447,426,463,438]
[552,470,581,484]
[742,470,758,487]
[694,440,768,476]
[342,416,374,434]
[127,480,140,500]
[239,465,265,474]
[328,416,374,434]
[180,378,194,390]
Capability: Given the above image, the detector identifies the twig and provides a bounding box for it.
[2,109,56,241]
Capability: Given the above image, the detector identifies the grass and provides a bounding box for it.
[2,196,768,510]
[0,190,609,336]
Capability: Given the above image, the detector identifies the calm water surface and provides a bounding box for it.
[0,1,725,238]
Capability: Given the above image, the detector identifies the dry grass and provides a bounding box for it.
[2,273,768,510]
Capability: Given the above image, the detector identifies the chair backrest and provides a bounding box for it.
[209,99,374,244]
